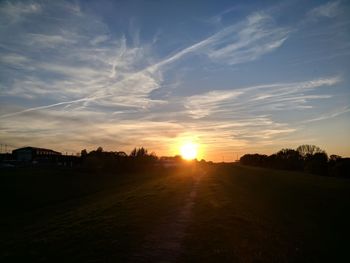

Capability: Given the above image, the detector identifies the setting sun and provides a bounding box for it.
[180,142,198,160]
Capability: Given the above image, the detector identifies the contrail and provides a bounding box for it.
[0,18,251,119]
[0,97,95,119]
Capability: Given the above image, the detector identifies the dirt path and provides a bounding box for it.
[132,172,203,262]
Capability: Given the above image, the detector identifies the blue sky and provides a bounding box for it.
[0,0,349,160]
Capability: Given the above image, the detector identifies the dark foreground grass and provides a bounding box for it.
[182,164,350,262]
[0,167,195,262]
[1,164,350,262]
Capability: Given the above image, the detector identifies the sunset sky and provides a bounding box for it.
[0,0,349,161]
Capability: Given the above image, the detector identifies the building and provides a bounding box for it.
[12,146,62,163]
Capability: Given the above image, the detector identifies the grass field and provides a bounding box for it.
[1,164,350,262]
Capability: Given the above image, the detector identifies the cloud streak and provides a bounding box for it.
[154,12,290,67]
[308,1,340,19]
[185,76,341,118]
[0,5,290,119]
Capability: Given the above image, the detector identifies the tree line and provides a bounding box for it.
[80,146,159,173]
[240,145,350,177]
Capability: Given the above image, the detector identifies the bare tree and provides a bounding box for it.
[296,145,324,157]
[130,147,148,157]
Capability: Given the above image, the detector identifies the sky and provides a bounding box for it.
[0,0,349,161]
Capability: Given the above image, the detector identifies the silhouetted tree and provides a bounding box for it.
[297,145,324,158]
[329,157,350,177]
[81,149,88,158]
[239,145,342,176]
[275,149,303,170]
[329,154,342,163]
[240,154,268,167]
[130,147,148,158]
[304,152,328,175]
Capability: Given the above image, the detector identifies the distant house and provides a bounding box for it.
[12,146,61,162]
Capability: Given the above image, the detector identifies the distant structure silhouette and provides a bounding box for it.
[12,146,61,162]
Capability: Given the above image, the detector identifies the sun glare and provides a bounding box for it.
[180,142,198,160]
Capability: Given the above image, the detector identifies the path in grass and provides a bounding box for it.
[132,170,204,262]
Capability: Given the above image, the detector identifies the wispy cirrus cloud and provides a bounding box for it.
[0,1,164,115]
[185,90,243,119]
[25,33,77,48]
[176,76,343,158]
[205,12,290,65]
[0,53,29,66]
[301,105,350,123]
[0,1,41,24]
[185,76,341,119]
[0,4,290,119]
[0,107,185,154]
[155,12,290,67]
[308,1,340,19]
